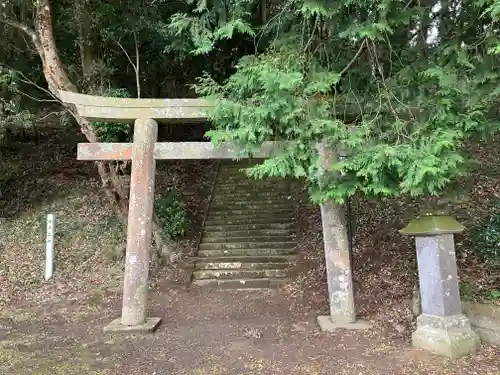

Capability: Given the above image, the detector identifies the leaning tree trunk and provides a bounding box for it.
[34,0,130,217]
[33,0,170,260]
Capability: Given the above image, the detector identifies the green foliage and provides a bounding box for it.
[0,164,18,197]
[472,203,500,264]
[2,0,500,207]
[91,88,131,142]
[154,191,190,239]
[168,0,256,55]
[0,67,36,145]
[0,97,35,144]
[167,0,500,203]
[487,290,500,302]
[460,281,500,304]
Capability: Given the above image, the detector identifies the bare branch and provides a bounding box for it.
[134,31,141,98]
[1,63,61,102]
[115,38,136,72]
[114,36,141,98]
[18,78,59,101]
[16,89,58,103]
[260,0,267,25]
[37,110,67,122]
[339,39,366,77]
[254,0,294,52]
[0,17,40,51]
[303,15,320,53]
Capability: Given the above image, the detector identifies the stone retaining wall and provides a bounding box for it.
[463,302,500,346]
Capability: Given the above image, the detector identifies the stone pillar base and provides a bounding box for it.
[317,315,373,332]
[103,317,162,333]
[412,314,480,359]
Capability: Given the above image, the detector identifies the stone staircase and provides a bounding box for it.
[193,160,297,289]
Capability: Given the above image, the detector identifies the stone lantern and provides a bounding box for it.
[400,212,480,359]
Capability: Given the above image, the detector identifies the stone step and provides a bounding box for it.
[204,218,295,226]
[198,248,297,257]
[213,189,290,195]
[193,268,288,280]
[212,193,289,200]
[220,161,262,166]
[215,178,287,184]
[211,194,291,202]
[213,187,290,194]
[217,166,281,172]
[204,223,295,231]
[201,235,294,244]
[217,167,273,172]
[195,162,296,289]
[203,228,293,238]
[216,175,288,181]
[216,171,257,176]
[211,198,292,204]
[211,200,293,206]
[207,207,294,215]
[191,277,286,289]
[195,256,295,270]
[215,182,289,187]
[210,201,292,208]
[213,188,290,194]
[206,214,294,222]
[208,207,294,216]
[211,200,293,207]
[206,218,294,226]
[215,180,289,186]
[199,241,296,251]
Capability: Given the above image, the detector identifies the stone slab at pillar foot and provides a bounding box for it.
[412,314,480,359]
[103,317,162,333]
[317,315,373,331]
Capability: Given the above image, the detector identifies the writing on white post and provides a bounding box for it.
[45,214,55,280]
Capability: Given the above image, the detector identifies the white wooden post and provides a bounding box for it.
[45,214,55,280]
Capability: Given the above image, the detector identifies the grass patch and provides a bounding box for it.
[0,347,110,375]
[471,201,500,265]
[460,281,500,305]
[0,182,124,306]
[0,348,33,372]
[155,190,190,239]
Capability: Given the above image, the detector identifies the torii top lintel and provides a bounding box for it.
[59,90,213,123]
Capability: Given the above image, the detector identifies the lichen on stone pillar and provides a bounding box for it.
[400,213,480,359]
[103,117,162,333]
[316,140,371,331]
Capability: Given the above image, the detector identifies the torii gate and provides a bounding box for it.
[59,90,361,334]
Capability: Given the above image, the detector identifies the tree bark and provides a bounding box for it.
[32,0,131,221]
[77,1,96,81]
[3,0,172,262]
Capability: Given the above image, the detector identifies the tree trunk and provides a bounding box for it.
[33,0,129,217]
[33,0,170,260]
[77,3,96,83]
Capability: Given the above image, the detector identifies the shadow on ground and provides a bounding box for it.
[1,121,499,375]
[0,287,499,375]
[0,125,94,218]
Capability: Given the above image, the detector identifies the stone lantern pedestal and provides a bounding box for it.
[400,213,480,359]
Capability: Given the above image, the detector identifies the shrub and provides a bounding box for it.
[91,88,131,142]
[154,191,190,239]
[487,290,500,303]
[0,98,36,145]
[0,68,37,145]
[472,204,500,264]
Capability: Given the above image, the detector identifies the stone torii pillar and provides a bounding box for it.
[315,140,372,331]
[114,117,159,331]
[400,212,480,358]
[59,90,282,333]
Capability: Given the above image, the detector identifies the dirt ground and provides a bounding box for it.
[1,124,500,374]
[0,285,498,375]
